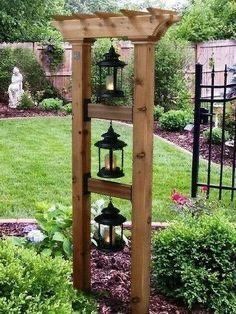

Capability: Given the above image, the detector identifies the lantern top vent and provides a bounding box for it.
[94,201,126,226]
[95,123,127,150]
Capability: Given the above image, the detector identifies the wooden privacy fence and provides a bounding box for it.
[0,40,235,100]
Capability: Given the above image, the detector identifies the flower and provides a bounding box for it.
[171,190,188,205]
[201,185,208,193]
[26,229,46,243]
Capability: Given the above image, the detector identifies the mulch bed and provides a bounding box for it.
[0,222,208,314]
[0,103,66,118]
[154,123,234,167]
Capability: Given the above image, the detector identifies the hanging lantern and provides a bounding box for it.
[95,122,127,178]
[96,45,127,101]
[94,200,126,252]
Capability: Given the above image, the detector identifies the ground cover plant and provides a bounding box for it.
[152,214,236,313]
[0,117,234,220]
[0,240,97,313]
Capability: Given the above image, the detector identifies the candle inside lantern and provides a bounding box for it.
[105,153,117,170]
[105,75,114,91]
[103,226,116,245]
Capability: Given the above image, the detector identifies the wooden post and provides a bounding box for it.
[71,40,92,291]
[131,42,155,313]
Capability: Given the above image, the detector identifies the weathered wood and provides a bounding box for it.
[72,41,92,291]
[87,103,132,122]
[88,178,132,200]
[131,42,155,314]
[52,9,179,41]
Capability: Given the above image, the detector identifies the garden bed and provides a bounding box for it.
[154,123,234,166]
[0,221,208,314]
[0,103,66,118]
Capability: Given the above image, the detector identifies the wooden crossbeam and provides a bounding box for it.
[87,103,132,122]
[94,11,123,18]
[119,9,150,17]
[147,7,178,16]
[73,13,96,19]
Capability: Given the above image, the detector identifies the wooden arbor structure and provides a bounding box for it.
[53,8,180,313]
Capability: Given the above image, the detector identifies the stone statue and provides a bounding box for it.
[8,67,24,108]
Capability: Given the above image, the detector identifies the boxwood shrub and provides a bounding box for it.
[152,215,236,313]
[203,127,230,145]
[159,110,192,131]
[0,240,97,313]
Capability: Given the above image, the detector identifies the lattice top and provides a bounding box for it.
[53,7,180,42]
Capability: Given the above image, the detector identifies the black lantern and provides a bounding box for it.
[95,122,127,178]
[97,45,127,101]
[95,200,126,252]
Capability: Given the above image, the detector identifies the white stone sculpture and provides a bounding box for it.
[8,67,24,108]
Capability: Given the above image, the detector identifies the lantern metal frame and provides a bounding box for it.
[94,122,127,179]
[96,45,127,101]
[94,200,126,252]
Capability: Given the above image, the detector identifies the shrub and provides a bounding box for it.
[40,97,63,111]
[18,91,35,109]
[203,127,230,145]
[63,102,72,114]
[0,47,61,103]
[152,215,236,312]
[0,240,97,313]
[159,110,192,131]
[153,105,164,121]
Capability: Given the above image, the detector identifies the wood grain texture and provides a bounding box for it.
[87,103,132,122]
[88,178,132,200]
[72,41,92,291]
[131,42,155,314]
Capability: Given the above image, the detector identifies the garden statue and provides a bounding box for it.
[8,67,24,108]
[227,64,236,98]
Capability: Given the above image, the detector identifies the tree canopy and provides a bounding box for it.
[0,0,65,42]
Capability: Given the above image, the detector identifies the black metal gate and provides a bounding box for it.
[191,63,236,201]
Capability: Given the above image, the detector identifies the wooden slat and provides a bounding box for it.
[131,42,155,313]
[73,13,96,19]
[88,178,132,200]
[120,9,150,17]
[72,41,92,292]
[88,103,132,122]
[147,7,178,16]
[94,11,122,18]
[53,15,74,21]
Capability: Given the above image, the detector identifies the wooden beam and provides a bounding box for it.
[73,13,96,19]
[88,178,132,200]
[147,7,179,16]
[52,10,179,41]
[72,41,92,292]
[94,11,122,18]
[131,42,155,313]
[87,103,132,122]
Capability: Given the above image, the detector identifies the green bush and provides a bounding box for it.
[155,33,193,111]
[18,91,35,109]
[0,47,61,103]
[0,240,97,313]
[152,215,236,312]
[63,102,72,114]
[203,127,230,145]
[154,105,164,121]
[159,110,192,131]
[40,97,63,111]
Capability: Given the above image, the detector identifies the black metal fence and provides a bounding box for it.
[191,63,236,201]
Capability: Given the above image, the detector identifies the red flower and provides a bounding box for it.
[171,190,188,205]
[201,185,208,193]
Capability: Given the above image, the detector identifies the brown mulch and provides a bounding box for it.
[0,222,208,314]
[0,103,67,119]
[154,123,234,167]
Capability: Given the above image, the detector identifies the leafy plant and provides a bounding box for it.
[18,90,35,109]
[42,42,64,71]
[152,214,236,312]
[63,102,72,114]
[203,127,230,145]
[0,240,97,313]
[159,110,192,131]
[153,105,164,121]
[40,97,63,111]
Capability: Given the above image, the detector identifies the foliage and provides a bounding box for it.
[19,91,35,109]
[153,106,164,121]
[63,102,72,114]
[0,240,97,313]
[152,214,236,312]
[159,110,192,131]
[0,0,65,42]
[42,42,65,71]
[224,105,236,137]
[171,188,217,217]
[176,0,236,42]
[0,48,60,103]
[65,0,119,13]
[155,34,193,111]
[40,98,63,111]
[203,127,230,145]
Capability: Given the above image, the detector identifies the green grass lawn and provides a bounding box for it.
[0,117,234,220]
